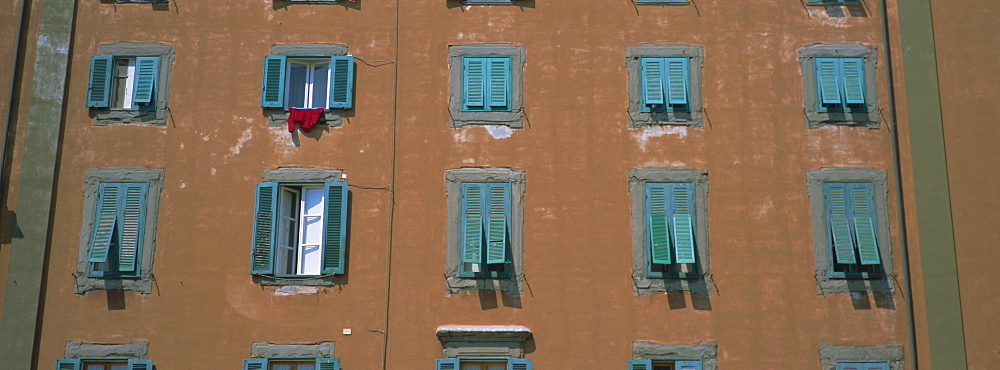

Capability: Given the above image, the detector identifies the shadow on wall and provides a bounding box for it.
[848,280,895,310]
[477,279,522,310]
[824,4,868,18]
[446,0,535,10]
[273,0,361,11]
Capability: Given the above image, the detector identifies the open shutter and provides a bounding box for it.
[825,183,857,264]
[508,358,532,370]
[260,56,287,108]
[132,57,159,104]
[674,360,702,370]
[841,58,866,104]
[329,56,355,109]
[463,57,486,109]
[627,359,653,370]
[87,55,113,108]
[486,183,509,264]
[647,184,672,264]
[461,183,485,263]
[851,183,881,265]
[118,183,148,272]
[665,57,690,105]
[322,182,348,274]
[251,182,278,274]
[244,358,268,370]
[862,362,890,370]
[436,358,460,370]
[90,183,122,263]
[316,358,340,370]
[488,57,511,109]
[128,358,153,370]
[671,183,696,264]
[641,58,665,105]
[55,358,81,370]
[816,58,843,105]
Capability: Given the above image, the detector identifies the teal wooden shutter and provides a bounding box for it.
[486,183,509,264]
[322,182,349,274]
[316,358,340,370]
[260,56,287,108]
[132,57,159,104]
[647,183,672,264]
[825,183,857,264]
[508,358,532,370]
[674,360,702,370]
[837,362,888,370]
[851,183,881,265]
[816,58,843,105]
[627,359,653,370]
[463,57,486,109]
[671,183,696,264]
[251,182,278,274]
[641,58,665,105]
[244,358,268,370]
[90,183,122,263]
[487,57,511,109]
[55,358,81,370]
[665,57,689,105]
[127,359,153,370]
[87,55,113,108]
[118,183,148,273]
[841,58,866,104]
[329,56,355,109]
[436,358,460,370]
[461,183,485,263]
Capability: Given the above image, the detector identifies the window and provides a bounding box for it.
[628,360,702,370]
[626,44,703,127]
[631,342,718,370]
[448,44,525,128]
[435,358,531,370]
[76,168,164,294]
[55,359,152,370]
[634,0,690,5]
[260,56,354,110]
[445,168,524,294]
[837,362,889,370]
[57,341,151,370]
[243,358,339,370]
[88,42,173,126]
[798,44,879,128]
[463,0,516,4]
[807,168,892,294]
[819,344,902,370]
[629,168,710,295]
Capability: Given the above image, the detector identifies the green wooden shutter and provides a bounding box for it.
[244,358,267,370]
[665,57,690,105]
[671,183,696,264]
[486,183,509,264]
[641,58,665,105]
[132,57,159,104]
[316,358,340,370]
[118,183,148,273]
[825,183,857,264]
[627,359,653,370]
[851,183,881,265]
[322,182,348,274]
[674,360,702,370]
[508,358,532,370]
[55,358,81,370]
[90,183,122,263]
[329,56,355,109]
[128,358,153,370]
[251,182,278,274]
[87,55,113,108]
[436,358,460,370]
[647,183,672,264]
[260,56,287,108]
[461,183,485,263]
[816,58,843,105]
[488,57,511,109]
[837,362,888,370]
[463,57,487,109]
[841,58,866,104]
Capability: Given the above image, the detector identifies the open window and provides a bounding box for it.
[260,56,354,110]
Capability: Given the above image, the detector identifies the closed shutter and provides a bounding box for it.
[90,183,122,263]
[316,358,340,370]
[665,57,690,105]
[55,358,81,370]
[841,58,866,104]
[118,183,148,273]
[508,358,532,370]
[627,359,653,370]
[322,182,349,274]
[87,55,114,108]
[436,358,460,370]
[461,183,485,263]
[647,183,672,264]
[488,57,511,109]
[244,358,268,370]
[463,57,487,109]
[641,58,666,105]
[851,183,881,265]
[251,182,279,274]
[486,183,509,264]
[260,56,287,108]
[132,57,159,104]
[825,183,857,264]
[674,360,702,370]
[671,183,696,264]
[127,359,154,370]
[329,56,355,109]
[816,57,843,105]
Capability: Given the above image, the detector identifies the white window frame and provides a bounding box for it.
[113,57,138,109]
[285,58,331,110]
[274,184,326,276]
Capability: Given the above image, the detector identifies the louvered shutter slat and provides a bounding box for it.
[671,183,696,263]
[329,56,354,109]
[316,358,340,370]
[56,358,81,370]
[464,57,486,108]
[90,184,121,263]
[628,359,653,370]
[462,184,484,263]
[826,183,857,264]
[842,58,866,104]
[675,360,702,370]
[647,184,672,264]
[816,58,843,105]
[641,58,665,105]
[251,182,278,274]
[852,183,881,265]
[132,57,159,104]
[118,183,148,272]
[436,358,460,370]
[322,182,348,274]
[666,58,689,105]
[508,358,532,370]
[488,57,510,108]
[486,183,508,264]
[260,56,287,108]
[87,55,113,108]
[244,358,267,370]
[128,358,153,370]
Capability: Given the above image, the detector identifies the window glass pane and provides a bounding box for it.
[271,364,291,370]
[461,365,480,370]
[86,365,106,370]
[487,365,505,370]
[302,187,325,215]
[287,62,308,108]
[297,364,315,370]
[109,365,128,370]
[299,244,322,275]
[311,62,329,109]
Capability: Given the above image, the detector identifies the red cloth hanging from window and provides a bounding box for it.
[287,107,324,133]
